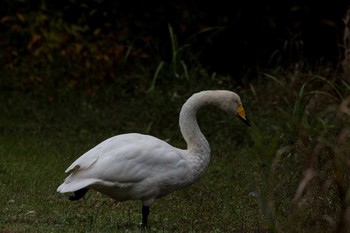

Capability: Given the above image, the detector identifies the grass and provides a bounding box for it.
[0,86,259,232]
[1,68,349,232]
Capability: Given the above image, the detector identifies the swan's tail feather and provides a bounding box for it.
[57,176,99,193]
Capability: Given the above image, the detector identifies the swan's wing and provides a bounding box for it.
[64,144,102,173]
[57,133,189,193]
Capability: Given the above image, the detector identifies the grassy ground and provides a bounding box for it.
[0,70,349,232]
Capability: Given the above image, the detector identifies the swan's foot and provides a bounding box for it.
[68,188,89,201]
[141,205,150,228]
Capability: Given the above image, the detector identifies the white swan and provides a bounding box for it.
[57,90,250,227]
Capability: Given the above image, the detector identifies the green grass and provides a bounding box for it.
[0,71,349,232]
[0,88,258,232]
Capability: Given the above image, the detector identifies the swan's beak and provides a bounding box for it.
[237,104,251,127]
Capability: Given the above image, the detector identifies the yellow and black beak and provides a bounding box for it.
[237,104,251,127]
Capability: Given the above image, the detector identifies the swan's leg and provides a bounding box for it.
[68,188,89,201]
[141,205,150,228]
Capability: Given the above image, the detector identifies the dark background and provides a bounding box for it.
[1,0,349,87]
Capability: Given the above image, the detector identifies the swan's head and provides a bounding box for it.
[218,91,251,127]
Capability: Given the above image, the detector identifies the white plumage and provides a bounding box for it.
[57,90,250,227]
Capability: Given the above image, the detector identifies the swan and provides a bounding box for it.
[57,90,250,227]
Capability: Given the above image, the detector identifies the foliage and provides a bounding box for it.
[1,1,349,88]
[249,71,350,232]
[1,5,151,95]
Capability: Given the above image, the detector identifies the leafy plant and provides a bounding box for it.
[147,24,223,93]
[250,72,350,232]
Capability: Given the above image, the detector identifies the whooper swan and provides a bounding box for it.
[57,90,250,227]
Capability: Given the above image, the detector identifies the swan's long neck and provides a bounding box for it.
[179,91,223,179]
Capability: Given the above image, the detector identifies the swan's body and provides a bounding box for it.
[57,90,250,227]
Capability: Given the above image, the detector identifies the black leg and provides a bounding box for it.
[141,205,150,228]
[68,188,89,201]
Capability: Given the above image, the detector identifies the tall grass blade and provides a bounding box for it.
[340,79,350,91]
[292,82,307,125]
[147,61,165,93]
[263,73,285,89]
[313,75,344,99]
[180,60,189,80]
[168,24,179,78]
